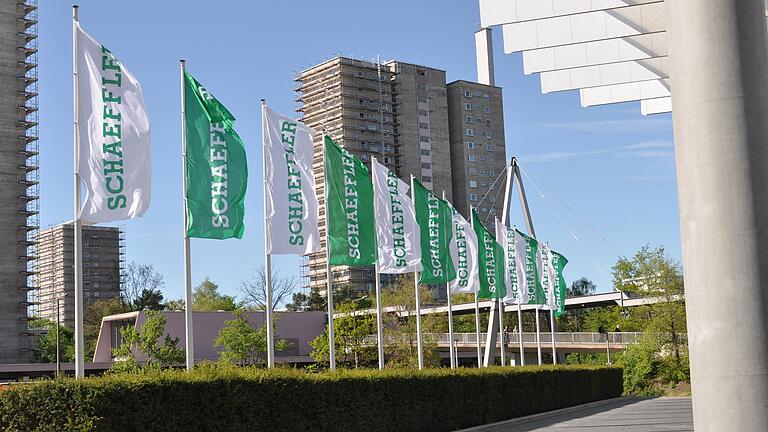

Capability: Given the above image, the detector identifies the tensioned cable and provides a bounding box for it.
[476,164,509,210]
[517,162,613,285]
[553,192,624,257]
[483,178,506,225]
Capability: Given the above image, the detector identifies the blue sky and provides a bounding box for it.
[38,1,679,303]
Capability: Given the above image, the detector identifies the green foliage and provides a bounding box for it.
[381,276,442,368]
[287,284,370,312]
[30,319,74,363]
[133,288,164,311]
[193,278,240,311]
[110,311,185,372]
[214,310,287,365]
[84,298,127,359]
[0,365,622,432]
[310,300,376,368]
[567,277,597,297]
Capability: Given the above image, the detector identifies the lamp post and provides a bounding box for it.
[55,292,66,377]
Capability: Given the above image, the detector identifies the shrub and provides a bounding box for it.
[0,365,621,432]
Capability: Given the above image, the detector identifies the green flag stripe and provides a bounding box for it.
[324,136,377,266]
[413,179,456,284]
[472,209,506,299]
[183,71,247,239]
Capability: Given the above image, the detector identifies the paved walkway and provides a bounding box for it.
[463,397,693,432]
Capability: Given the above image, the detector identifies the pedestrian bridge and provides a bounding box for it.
[434,332,637,353]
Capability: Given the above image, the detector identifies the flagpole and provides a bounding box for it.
[410,175,424,370]
[443,191,455,369]
[322,131,336,371]
[517,301,524,366]
[375,263,384,370]
[261,100,275,368]
[180,59,195,371]
[498,297,506,366]
[550,308,557,365]
[72,5,85,379]
[535,305,542,365]
[470,206,482,368]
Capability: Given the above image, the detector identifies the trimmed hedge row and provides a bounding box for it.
[0,365,622,432]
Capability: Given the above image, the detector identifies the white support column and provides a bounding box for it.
[668,0,768,430]
[475,28,495,86]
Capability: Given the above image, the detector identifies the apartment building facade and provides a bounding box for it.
[296,57,506,296]
[447,81,506,224]
[36,222,124,329]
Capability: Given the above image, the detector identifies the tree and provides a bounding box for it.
[31,319,74,363]
[134,288,165,311]
[192,278,239,311]
[310,300,376,368]
[214,310,287,365]
[380,276,442,368]
[123,261,165,310]
[238,266,298,310]
[164,298,185,311]
[568,277,597,297]
[84,297,127,358]
[111,310,185,372]
[286,284,370,312]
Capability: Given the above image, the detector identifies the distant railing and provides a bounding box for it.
[363,332,646,346]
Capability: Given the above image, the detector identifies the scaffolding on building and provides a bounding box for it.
[18,0,40,338]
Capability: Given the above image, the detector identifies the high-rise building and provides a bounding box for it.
[295,56,506,296]
[447,81,506,222]
[35,223,124,329]
[0,0,40,363]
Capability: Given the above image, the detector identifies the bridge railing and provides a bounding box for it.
[364,332,643,346]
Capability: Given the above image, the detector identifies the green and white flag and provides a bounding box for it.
[495,220,528,305]
[183,71,247,239]
[263,106,320,255]
[551,250,568,317]
[448,205,479,293]
[413,179,455,284]
[539,242,556,310]
[324,136,377,266]
[76,23,150,223]
[372,158,422,273]
[515,228,543,305]
[472,209,506,299]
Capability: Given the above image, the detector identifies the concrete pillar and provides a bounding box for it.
[475,28,494,86]
[668,1,768,430]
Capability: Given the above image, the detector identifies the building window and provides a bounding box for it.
[420,149,431,156]
[480,207,487,212]
[359,98,365,105]
[422,176,432,183]
[479,155,486,161]
[489,208,496,215]
[464,103,472,110]
[484,106,491,114]
[485,131,492,138]
[417,96,428,103]
[483,93,490,101]
[360,141,368,150]
[418,109,429,116]
[485,120,491,127]
[464,90,472,98]
[467,141,475,149]
[488,169,495,177]
[479,168,486,174]
[359,112,366,118]
[469,193,478,201]
[487,144,493,152]
[421,162,431,169]
[468,154,475,162]
[480,182,487,187]
[489,196,496,203]
[468,167,477,175]
[419,122,429,129]
[488,158,494,165]
[465,116,473,124]
[466,129,474,137]
[469,180,477,188]
[419,136,430,142]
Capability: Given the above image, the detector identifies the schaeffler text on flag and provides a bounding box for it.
[76,23,150,223]
[263,107,320,255]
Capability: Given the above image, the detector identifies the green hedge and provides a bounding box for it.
[0,365,622,432]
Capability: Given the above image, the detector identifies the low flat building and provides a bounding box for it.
[92,310,326,365]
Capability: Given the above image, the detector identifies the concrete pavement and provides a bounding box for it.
[461,397,693,432]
